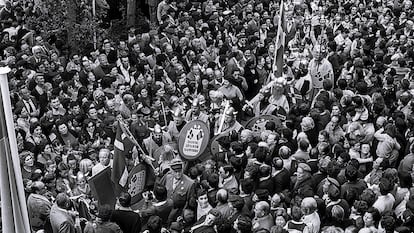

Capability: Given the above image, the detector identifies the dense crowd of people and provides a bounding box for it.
[1,0,414,232]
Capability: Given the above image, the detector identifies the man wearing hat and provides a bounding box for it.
[291,163,315,197]
[214,106,244,135]
[160,158,195,210]
[167,107,187,142]
[143,124,172,158]
[185,98,209,125]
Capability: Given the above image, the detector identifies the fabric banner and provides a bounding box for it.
[273,0,286,77]
[88,166,116,208]
[111,122,135,187]
[0,67,31,233]
[127,162,156,205]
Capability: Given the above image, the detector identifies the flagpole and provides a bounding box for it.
[118,120,156,170]
[0,66,31,233]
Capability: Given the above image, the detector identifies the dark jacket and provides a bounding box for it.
[140,199,174,226]
[111,209,141,233]
[272,168,291,193]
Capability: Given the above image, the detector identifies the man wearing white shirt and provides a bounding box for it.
[92,148,113,176]
[301,197,321,233]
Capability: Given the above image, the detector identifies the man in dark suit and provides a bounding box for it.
[285,11,297,43]
[160,158,195,210]
[112,192,142,233]
[257,164,274,195]
[189,209,221,233]
[27,46,48,65]
[15,86,40,118]
[140,183,174,226]
[272,158,291,193]
[49,193,78,233]
[239,178,255,211]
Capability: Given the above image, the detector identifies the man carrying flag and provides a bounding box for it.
[111,120,156,205]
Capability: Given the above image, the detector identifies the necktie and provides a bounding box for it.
[173,178,180,190]
[24,100,36,114]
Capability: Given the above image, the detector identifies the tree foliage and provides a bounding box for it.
[26,0,107,54]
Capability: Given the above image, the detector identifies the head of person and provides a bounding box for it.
[118,192,132,208]
[20,151,34,168]
[153,183,168,202]
[147,215,163,233]
[56,120,69,136]
[197,189,210,209]
[205,209,221,226]
[32,181,47,195]
[331,205,345,222]
[254,201,270,218]
[234,215,252,233]
[301,197,317,215]
[219,164,234,179]
[55,193,71,210]
[170,158,184,180]
[296,163,312,181]
[216,189,228,204]
[98,148,110,166]
[290,205,303,221]
[229,194,245,212]
[363,207,381,228]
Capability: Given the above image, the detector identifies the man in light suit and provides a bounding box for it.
[160,158,195,209]
[49,193,79,233]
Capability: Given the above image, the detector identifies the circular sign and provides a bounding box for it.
[209,134,228,156]
[178,120,210,160]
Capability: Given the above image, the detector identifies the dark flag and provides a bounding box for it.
[112,120,156,205]
[111,122,135,187]
[0,67,31,233]
[273,0,286,77]
[127,162,156,205]
[88,166,117,208]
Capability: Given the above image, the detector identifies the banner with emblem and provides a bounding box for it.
[178,120,210,160]
[127,162,156,205]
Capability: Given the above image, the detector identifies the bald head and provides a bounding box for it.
[301,197,317,215]
[256,201,270,214]
[216,189,228,203]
